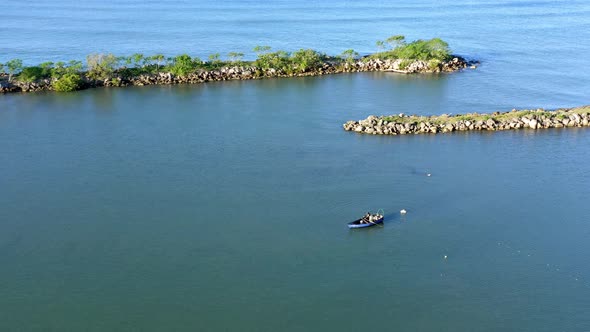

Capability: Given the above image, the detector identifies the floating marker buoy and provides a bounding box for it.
[400,209,407,214]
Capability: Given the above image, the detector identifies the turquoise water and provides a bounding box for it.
[2,1,590,331]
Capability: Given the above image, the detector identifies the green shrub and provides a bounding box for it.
[340,49,359,65]
[255,49,291,71]
[167,54,200,76]
[291,49,324,73]
[376,35,406,50]
[146,54,166,72]
[118,67,145,79]
[372,36,452,61]
[253,45,271,55]
[86,53,118,80]
[395,38,450,61]
[254,48,325,73]
[5,59,23,82]
[130,53,144,68]
[227,52,244,65]
[207,53,224,69]
[17,62,55,82]
[53,73,82,92]
[18,66,51,82]
[50,61,82,79]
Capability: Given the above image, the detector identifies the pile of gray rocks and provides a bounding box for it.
[343,108,590,135]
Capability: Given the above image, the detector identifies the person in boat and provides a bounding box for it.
[361,212,371,224]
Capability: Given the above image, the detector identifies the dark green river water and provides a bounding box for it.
[1,73,590,331]
[3,0,590,329]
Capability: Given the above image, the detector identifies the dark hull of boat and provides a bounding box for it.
[347,216,384,229]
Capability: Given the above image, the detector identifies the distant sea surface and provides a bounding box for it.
[1,1,590,331]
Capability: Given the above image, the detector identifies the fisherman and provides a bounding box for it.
[361,212,371,224]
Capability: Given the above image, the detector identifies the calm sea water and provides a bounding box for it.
[2,1,590,331]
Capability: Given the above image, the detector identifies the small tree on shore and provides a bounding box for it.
[120,56,131,67]
[52,60,83,79]
[144,54,165,72]
[423,38,450,60]
[6,59,23,82]
[394,38,451,61]
[208,53,222,68]
[168,54,198,76]
[67,60,83,72]
[340,49,359,64]
[39,62,54,74]
[255,50,290,71]
[131,53,144,68]
[228,52,244,65]
[291,49,324,72]
[52,62,66,78]
[86,53,118,80]
[385,35,406,49]
[151,54,165,72]
[253,46,293,72]
[376,35,406,51]
[0,63,4,74]
[253,45,272,56]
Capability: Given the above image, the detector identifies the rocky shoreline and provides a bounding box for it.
[343,106,590,135]
[0,57,473,94]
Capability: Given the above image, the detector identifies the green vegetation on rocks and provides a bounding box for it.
[371,35,452,61]
[227,52,245,65]
[18,66,50,82]
[167,54,199,76]
[339,49,359,65]
[86,53,119,80]
[5,59,23,82]
[53,73,83,92]
[1,35,470,94]
[52,61,84,79]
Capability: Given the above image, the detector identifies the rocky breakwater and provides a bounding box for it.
[0,73,19,93]
[0,56,473,94]
[341,56,474,74]
[343,106,590,136]
[119,56,472,86]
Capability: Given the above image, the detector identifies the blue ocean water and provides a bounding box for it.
[3,0,590,110]
[1,1,590,331]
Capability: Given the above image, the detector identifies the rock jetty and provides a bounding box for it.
[0,57,473,94]
[343,106,590,135]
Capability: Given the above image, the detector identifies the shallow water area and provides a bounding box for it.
[2,1,590,331]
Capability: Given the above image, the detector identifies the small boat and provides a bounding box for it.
[347,213,384,229]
